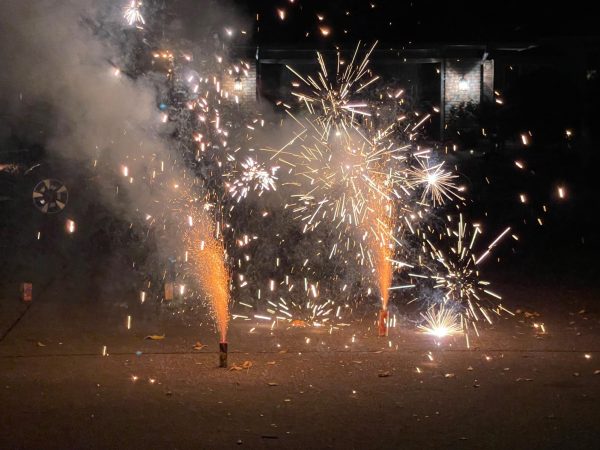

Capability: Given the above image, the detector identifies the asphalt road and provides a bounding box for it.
[1,277,599,449]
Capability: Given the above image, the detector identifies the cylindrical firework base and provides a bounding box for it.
[378,309,389,337]
[219,342,228,368]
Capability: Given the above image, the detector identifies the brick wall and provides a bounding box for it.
[443,59,482,119]
[221,61,257,104]
[482,59,494,104]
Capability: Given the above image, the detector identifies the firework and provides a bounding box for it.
[227,157,279,202]
[281,124,410,233]
[287,42,379,139]
[407,156,462,206]
[123,1,145,27]
[185,211,231,342]
[418,304,462,338]
[411,214,512,344]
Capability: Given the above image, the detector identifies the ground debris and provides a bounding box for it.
[378,371,391,378]
[36,341,46,347]
[267,382,278,386]
[144,334,165,340]
[192,342,207,350]
[229,361,253,371]
[444,373,455,378]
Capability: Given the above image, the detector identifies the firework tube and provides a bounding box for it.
[219,341,228,368]
[378,309,389,337]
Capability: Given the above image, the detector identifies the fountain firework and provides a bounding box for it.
[184,197,231,359]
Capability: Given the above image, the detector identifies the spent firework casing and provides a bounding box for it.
[164,282,174,301]
[219,342,228,368]
[20,283,33,302]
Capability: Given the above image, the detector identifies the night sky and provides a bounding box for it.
[234,1,600,46]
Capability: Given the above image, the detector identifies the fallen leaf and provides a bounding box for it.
[229,361,253,371]
[266,361,276,365]
[267,382,278,386]
[378,371,391,378]
[145,335,165,340]
[241,360,253,370]
[444,373,455,378]
[193,342,207,350]
[36,341,46,347]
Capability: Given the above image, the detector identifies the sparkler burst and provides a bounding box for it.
[123,1,145,27]
[287,42,379,138]
[227,157,278,202]
[411,214,513,344]
[407,156,462,206]
[282,124,409,234]
[418,304,463,338]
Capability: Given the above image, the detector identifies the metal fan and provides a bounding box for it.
[32,179,69,214]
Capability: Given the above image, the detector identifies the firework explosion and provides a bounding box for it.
[227,157,279,202]
[411,214,514,345]
[417,304,463,338]
[407,156,463,207]
[123,1,144,27]
[287,42,379,139]
[262,42,516,343]
[109,3,517,347]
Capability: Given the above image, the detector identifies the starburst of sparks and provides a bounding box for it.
[123,1,145,27]
[228,157,278,202]
[418,304,463,338]
[287,42,379,139]
[411,214,513,345]
[407,157,462,206]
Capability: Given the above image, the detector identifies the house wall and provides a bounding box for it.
[443,59,482,119]
[222,60,257,103]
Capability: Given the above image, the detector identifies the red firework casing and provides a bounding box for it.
[378,309,388,337]
[20,283,33,302]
